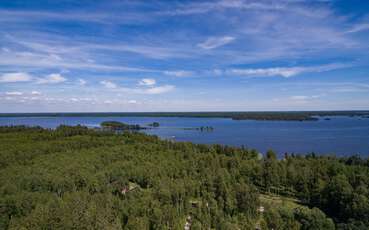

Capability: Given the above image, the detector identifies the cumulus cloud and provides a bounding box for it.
[198,36,235,49]
[37,73,67,84]
[100,80,117,89]
[0,72,33,83]
[138,78,156,86]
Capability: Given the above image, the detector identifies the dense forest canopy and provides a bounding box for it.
[1,110,369,121]
[0,125,368,229]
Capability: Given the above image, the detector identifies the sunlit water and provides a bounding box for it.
[1,116,369,157]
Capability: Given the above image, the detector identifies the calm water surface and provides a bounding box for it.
[1,116,368,157]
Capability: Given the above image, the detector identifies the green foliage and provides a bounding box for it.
[0,126,260,229]
[0,125,368,229]
[294,207,335,230]
[263,205,335,230]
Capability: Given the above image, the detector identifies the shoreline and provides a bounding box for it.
[1,110,369,121]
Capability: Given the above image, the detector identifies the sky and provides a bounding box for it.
[1,0,369,112]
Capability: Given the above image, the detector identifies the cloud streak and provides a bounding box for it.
[100,80,117,89]
[162,0,286,16]
[144,85,174,94]
[228,63,352,78]
[0,72,33,83]
[198,36,235,49]
[346,23,369,33]
[0,9,153,25]
[5,91,23,96]
[138,78,156,86]
[100,79,174,95]
[37,73,66,84]
[0,45,158,73]
[164,70,194,77]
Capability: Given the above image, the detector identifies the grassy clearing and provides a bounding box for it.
[259,193,305,210]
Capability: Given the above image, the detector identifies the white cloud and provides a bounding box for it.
[78,78,86,86]
[229,67,302,78]
[329,83,369,93]
[198,36,235,49]
[346,23,369,33]
[164,70,193,77]
[24,96,40,101]
[164,1,285,16]
[128,100,137,104]
[0,9,152,25]
[158,0,355,65]
[211,69,223,76]
[100,80,117,89]
[290,95,309,100]
[138,78,156,86]
[5,91,23,96]
[31,91,41,95]
[99,79,174,95]
[0,47,154,73]
[0,72,33,83]
[144,85,175,94]
[37,73,67,84]
[228,63,351,78]
[88,43,189,60]
[290,94,324,101]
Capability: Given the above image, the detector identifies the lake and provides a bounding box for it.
[1,116,369,157]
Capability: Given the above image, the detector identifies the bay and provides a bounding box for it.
[1,116,368,157]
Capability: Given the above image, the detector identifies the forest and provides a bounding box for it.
[0,125,368,229]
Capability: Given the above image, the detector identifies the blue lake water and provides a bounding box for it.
[1,116,369,157]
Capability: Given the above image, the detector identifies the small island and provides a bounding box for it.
[184,126,214,132]
[100,121,143,131]
[148,122,160,127]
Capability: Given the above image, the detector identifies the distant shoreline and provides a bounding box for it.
[1,111,369,121]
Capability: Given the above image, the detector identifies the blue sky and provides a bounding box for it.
[1,0,369,112]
